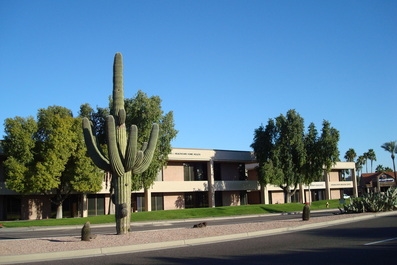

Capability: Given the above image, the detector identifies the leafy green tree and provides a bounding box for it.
[3,106,102,219]
[302,123,323,184]
[124,90,178,191]
[79,104,109,147]
[251,110,340,203]
[318,120,340,175]
[252,110,306,203]
[81,90,178,201]
[251,119,276,188]
[366,149,376,173]
[381,141,397,180]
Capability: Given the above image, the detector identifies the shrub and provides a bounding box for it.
[343,187,397,213]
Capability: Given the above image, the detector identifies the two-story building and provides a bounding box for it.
[0,147,357,220]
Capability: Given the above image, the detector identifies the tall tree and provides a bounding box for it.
[252,110,340,203]
[355,155,366,177]
[363,152,369,173]
[366,149,376,173]
[302,123,323,184]
[252,110,306,203]
[344,148,357,162]
[343,148,356,178]
[3,106,103,219]
[124,91,178,191]
[81,90,178,193]
[318,120,340,175]
[251,119,277,187]
[381,141,397,180]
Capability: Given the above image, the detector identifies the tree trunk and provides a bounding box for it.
[283,187,291,203]
[56,204,63,219]
[392,157,396,182]
[114,171,132,234]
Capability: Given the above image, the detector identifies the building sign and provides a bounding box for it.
[173,152,202,156]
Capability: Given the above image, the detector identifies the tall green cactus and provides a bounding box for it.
[82,53,159,234]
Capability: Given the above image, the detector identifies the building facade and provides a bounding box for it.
[0,147,357,220]
[360,172,396,194]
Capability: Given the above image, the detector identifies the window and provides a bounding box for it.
[214,162,221,180]
[184,192,208,208]
[151,193,163,211]
[87,195,105,216]
[184,162,208,181]
[135,194,145,212]
[5,196,21,220]
[240,191,247,205]
[238,163,247,180]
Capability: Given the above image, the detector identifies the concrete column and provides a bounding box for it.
[81,194,88,217]
[207,160,215,208]
[299,183,305,203]
[325,171,331,200]
[352,168,358,197]
[261,184,269,204]
[144,188,152,212]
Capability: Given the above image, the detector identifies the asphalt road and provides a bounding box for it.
[0,211,334,240]
[23,213,397,265]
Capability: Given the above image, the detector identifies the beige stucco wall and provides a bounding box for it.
[164,193,185,210]
[329,171,340,182]
[330,189,342,199]
[163,162,184,181]
[21,195,51,220]
[271,191,285,204]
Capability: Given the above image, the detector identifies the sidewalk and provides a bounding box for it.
[1,211,396,264]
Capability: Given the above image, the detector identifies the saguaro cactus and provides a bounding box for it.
[82,53,159,234]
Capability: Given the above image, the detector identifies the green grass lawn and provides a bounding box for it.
[0,199,345,228]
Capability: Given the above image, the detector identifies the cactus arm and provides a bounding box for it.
[82,117,111,171]
[132,123,159,174]
[106,115,125,177]
[124,125,138,172]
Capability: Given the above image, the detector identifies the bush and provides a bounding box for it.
[343,187,397,213]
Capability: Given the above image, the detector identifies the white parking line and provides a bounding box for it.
[364,237,397,246]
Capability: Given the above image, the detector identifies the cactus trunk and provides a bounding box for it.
[82,52,159,235]
[114,171,132,234]
[302,203,310,221]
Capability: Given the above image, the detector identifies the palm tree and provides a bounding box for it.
[344,148,357,162]
[381,141,397,180]
[366,149,376,173]
[356,155,366,177]
[363,152,369,173]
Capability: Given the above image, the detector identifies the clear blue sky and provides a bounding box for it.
[1,0,396,171]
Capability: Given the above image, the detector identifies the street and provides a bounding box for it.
[22,213,397,265]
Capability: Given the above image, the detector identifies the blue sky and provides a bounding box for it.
[1,0,396,171]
